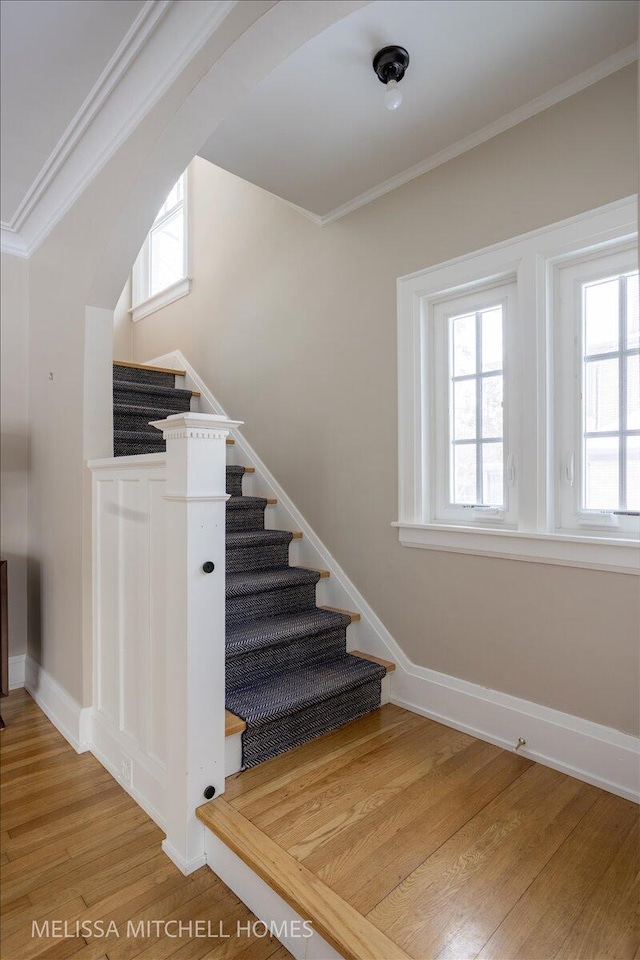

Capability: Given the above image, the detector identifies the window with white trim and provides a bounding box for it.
[395,197,639,574]
[131,171,190,322]
[556,247,639,537]
[432,280,518,525]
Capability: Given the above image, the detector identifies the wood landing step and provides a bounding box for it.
[197,797,410,960]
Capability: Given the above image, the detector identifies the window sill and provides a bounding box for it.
[130,276,191,322]
[392,522,639,574]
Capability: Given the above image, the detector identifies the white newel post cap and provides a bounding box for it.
[150,413,244,498]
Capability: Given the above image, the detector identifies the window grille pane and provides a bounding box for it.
[482,442,503,506]
[453,379,476,440]
[627,354,639,430]
[584,436,619,510]
[453,444,476,504]
[627,273,639,350]
[150,209,184,295]
[627,437,640,511]
[584,358,619,433]
[452,314,475,376]
[584,278,619,355]
[481,307,502,372]
[154,176,183,223]
[481,375,503,438]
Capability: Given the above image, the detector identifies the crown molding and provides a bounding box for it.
[1,0,237,258]
[287,44,639,229]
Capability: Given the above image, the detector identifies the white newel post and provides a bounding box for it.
[150,412,242,874]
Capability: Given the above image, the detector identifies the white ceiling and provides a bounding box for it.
[199,0,638,222]
[0,0,145,224]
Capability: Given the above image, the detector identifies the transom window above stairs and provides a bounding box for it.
[131,170,190,322]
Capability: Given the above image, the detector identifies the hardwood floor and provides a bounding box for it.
[202,703,640,960]
[0,690,292,960]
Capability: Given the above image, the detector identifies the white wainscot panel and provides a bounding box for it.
[91,456,168,826]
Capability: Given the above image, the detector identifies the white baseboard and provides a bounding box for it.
[392,666,640,803]
[24,656,91,753]
[204,832,341,960]
[162,838,207,876]
[147,350,640,805]
[9,653,26,689]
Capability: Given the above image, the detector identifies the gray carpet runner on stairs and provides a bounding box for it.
[113,363,385,767]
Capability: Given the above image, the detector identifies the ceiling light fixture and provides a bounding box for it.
[373,45,410,111]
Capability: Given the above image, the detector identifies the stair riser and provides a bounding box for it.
[226,583,318,626]
[113,386,193,411]
[226,509,265,532]
[114,439,165,456]
[114,414,170,435]
[226,473,245,497]
[226,628,347,692]
[237,677,383,768]
[113,368,176,387]
[226,542,291,573]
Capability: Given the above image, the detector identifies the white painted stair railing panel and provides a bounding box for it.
[89,411,242,874]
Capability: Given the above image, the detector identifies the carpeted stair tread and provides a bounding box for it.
[226,529,293,549]
[114,401,187,419]
[114,429,167,446]
[113,379,195,402]
[226,496,269,512]
[226,608,350,657]
[226,655,386,727]
[226,566,320,599]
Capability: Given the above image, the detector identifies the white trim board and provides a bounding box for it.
[24,656,92,753]
[9,654,26,689]
[145,350,640,803]
[391,666,639,804]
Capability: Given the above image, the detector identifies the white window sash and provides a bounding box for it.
[131,170,190,314]
[554,244,639,539]
[431,280,518,525]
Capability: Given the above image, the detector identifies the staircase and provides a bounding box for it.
[112,360,387,769]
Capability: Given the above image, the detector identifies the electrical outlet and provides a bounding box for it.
[121,757,132,784]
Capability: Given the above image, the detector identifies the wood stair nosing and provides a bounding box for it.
[196,798,410,960]
[225,710,247,737]
[350,651,395,673]
[317,606,361,623]
[113,360,187,377]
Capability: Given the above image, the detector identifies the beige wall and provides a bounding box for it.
[132,65,640,735]
[113,278,133,362]
[1,253,29,659]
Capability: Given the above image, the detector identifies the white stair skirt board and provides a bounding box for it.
[148,351,640,803]
[204,831,342,960]
[9,653,26,689]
